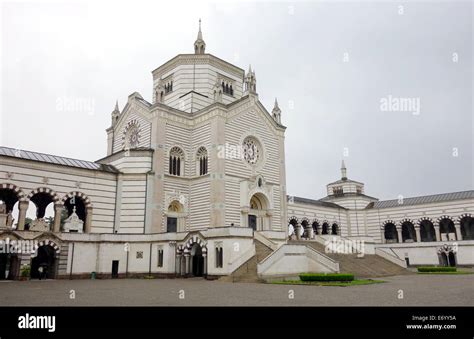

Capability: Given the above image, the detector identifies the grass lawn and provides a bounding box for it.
[269,279,385,287]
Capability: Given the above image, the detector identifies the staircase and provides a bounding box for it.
[290,240,410,278]
[220,239,273,283]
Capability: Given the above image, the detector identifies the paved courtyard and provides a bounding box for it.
[0,274,473,306]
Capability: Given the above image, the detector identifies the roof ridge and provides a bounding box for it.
[0,145,96,164]
[377,190,474,202]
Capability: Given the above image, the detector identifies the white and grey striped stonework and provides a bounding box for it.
[151,54,244,113]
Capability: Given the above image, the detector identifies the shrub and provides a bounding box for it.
[299,273,354,282]
[20,264,31,278]
[417,266,457,273]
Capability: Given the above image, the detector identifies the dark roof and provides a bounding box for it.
[287,195,346,209]
[370,190,474,209]
[0,146,118,173]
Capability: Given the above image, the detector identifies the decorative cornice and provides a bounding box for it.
[152,54,244,79]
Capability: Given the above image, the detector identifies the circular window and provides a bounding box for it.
[242,136,261,166]
[123,120,141,149]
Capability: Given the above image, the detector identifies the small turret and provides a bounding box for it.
[111,100,120,126]
[244,65,257,95]
[272,98,281,124]
[341,160,347,180]
[194,19,206,54]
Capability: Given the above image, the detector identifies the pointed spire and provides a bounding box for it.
[114,100,119,112]
[194,18,206,54]
[274,98,280,110]
[197,18,203,40]
[341,160,347,180]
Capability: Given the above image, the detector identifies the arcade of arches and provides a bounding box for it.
[0,185,93,233]
[382,215,474,243]
[288,218,339,240]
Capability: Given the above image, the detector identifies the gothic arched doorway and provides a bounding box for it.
[248,193,270,231]
[438,245,457,267]
[31,245,57,279]
[191,243,204,277]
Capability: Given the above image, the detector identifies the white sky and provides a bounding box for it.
[1,0,473,203]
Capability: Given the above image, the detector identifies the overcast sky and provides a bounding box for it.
[1,0,472,201]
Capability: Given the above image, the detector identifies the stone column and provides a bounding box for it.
[434,225,441,241]
[414,226,421,243]
[53,204,63,232]
[17,201,29,231]
[84,207,93,233]
[454,222,462,241]
[306,225,313,239]
[184,254,190,276]
[176,253,182,275]
[203,253,208,276]
[396,226,403,243]
[295,222,301,240]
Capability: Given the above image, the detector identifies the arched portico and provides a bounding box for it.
[176,235,207,277]
[30,240,61,279]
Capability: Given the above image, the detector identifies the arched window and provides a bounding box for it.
[460,215,474,240]
[439,217,456,241]
[331,223,339,235]
[321,222,329,235]
[312,221,319,235]
[401,221,416,242]
[419,219,436,242]
[196,147,208,176]
[384,222,398,243]
[301,220,309,238]
[169,147,184,176]
[288,218,298,237]
[230,85,233,96]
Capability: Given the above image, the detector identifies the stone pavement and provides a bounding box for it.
[0,274,472,306]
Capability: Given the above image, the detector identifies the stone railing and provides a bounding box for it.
[375,248,407,268]
[257,244,339,278]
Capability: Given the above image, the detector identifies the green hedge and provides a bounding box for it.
[417,266,457,273]
[299,273,354,282]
